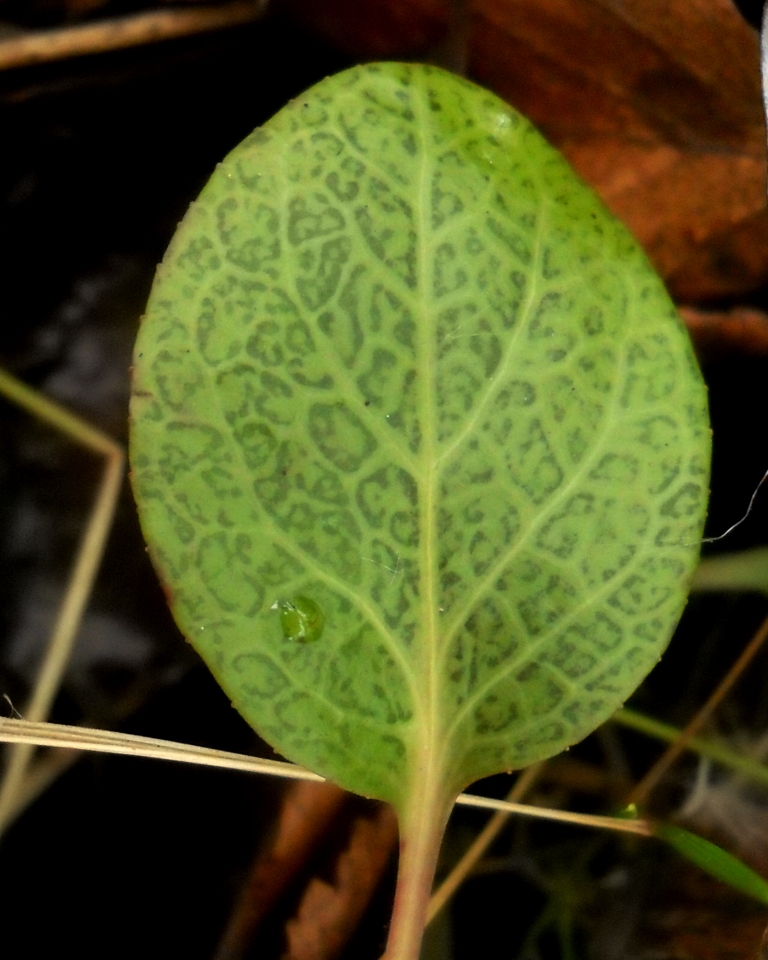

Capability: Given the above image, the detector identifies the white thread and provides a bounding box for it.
[360,553,401,585]
[2,694,22,720]
[700,467,768,545]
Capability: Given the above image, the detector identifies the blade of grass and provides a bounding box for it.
[613,708,768,789]
[655,822,768,906]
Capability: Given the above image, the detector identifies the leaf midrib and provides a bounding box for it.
[415,82,440,761]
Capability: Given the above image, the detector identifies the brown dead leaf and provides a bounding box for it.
[284,0,768,301]
[281,804,398,960]
[629,863,767,959]
[276,0,449,57]
[214,780,347,960]
[680,304,768,355]
[470,0,768,300]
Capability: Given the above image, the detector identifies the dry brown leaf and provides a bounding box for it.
[282,804,398,960]
[470,0,768,300]
[630,864,767,959]
[679,304,768,354]
[276,0,449,56]
[214,780,347,960]
[284,0,768,301]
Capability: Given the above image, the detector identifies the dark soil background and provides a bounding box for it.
[1,5,768,960]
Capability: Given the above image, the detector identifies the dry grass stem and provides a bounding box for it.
[627,611,768,808]
[0,1,267,71]
[0,718,653,837]
[0,368,124,833]
[426,762,545,923]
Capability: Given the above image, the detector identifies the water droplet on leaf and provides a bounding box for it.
[273,596,325,643]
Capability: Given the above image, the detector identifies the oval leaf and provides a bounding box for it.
[130,63,710,810]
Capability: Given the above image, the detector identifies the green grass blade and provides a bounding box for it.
[655,822,768,905]
[692,548,768,595]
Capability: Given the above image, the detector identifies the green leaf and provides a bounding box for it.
[130,63,710,813]
[655,823,768,905]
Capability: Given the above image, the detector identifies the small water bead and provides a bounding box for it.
[272,596,325,643]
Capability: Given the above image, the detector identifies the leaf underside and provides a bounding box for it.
[130,63,710,811]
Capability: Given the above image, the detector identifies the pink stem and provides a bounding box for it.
[382,786,455,960]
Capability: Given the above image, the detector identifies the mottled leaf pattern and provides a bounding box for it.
[130,64,710,808]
